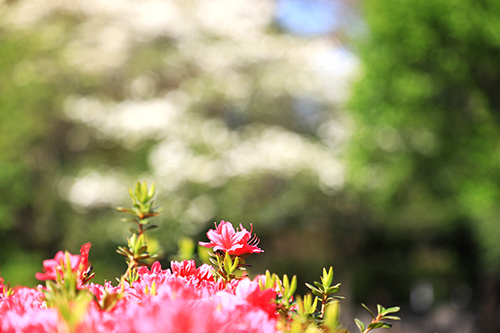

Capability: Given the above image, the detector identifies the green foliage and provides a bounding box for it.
[266,267,400,333]
[116,182,162,282]
[305,266,344,320]
[348,0,500,273]
[354,305,400,333]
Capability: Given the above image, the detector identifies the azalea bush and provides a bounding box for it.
[0,182,400,333]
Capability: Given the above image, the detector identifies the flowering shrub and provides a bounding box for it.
[0,182,400,333]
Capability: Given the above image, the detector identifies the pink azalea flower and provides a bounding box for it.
[235,278,277,318]
[35,243,94,287]
[199,221,263,256]
[35,250,80,281]
[0,287,59,333]
[0,276,5,297]
[171,260,197,278]
[78,242,94,285]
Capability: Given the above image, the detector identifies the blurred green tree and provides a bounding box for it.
[0,28,69,286]
[348,0,500,330]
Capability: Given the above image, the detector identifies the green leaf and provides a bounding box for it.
[289,275,297,296]
[305,282,316,291]
[381,316,401,321]
[312,289,323,297]
[326,296,345,302]
[326,286,340,294]
[139,218,150,225]
[145,224,159,231]
[223,252,233,274]
[283,274,290,289]
[323,266,334,287]
[116,247,133,256]
[377,304,384,316]
[305,282,322,296]
[381,306,400,315]
[355,318,365,333]
[324,301,340,329]
[128,187,136,202]
[314,281,324,291]
[137,245,148,254]
[230,256,240,272]
[361,303,375,319]
[148,182,156,199]
[368,322,392,329]
[134,182,141,199]
[136,254,151,261]
[140,181,148,203]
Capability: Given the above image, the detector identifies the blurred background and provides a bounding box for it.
[1,0,499,331]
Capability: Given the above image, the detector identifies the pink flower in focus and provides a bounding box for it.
[199,221,263,256]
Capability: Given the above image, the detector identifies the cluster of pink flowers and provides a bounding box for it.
[0,221,278,333]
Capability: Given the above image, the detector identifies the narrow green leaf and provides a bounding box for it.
[128,187,136,202]
[368,322,392,329]
[325,266,334,287]
[312,289,323,297]
[305,282,315,291]
[231,256,240,272]
[355,318,365,333]
[134,182,141,199]
[302,294,312,311]
[324,301,340,329]
[137,245,148,254]
[381,306,401,315]
[368,322,385,329]
[331,295,346,300]
[117,247,133,256]
[283,274,290,290]
[136,254,151,261]
[305,283,322,296]
[326,286,340,294]
[224,252,233,274]
[311,296,319,313]
[381,316,401,321]
[377,304,384,316]
[140,181,148,203]
[361,303,375,319]
[289,275,297,295]
[314,281,324,290]
[148,182,156,199]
